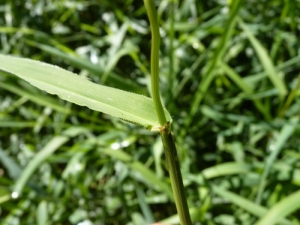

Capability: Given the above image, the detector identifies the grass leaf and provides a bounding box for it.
[185,0,242,128]
[0,54,171,130]
[13,127,89,196]
[239,18,287,97]
[212,186,294,225]
[255,189,300,225]
[256,117,299,204]
[99,147,174,200]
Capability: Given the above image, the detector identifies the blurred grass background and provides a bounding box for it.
[0,0,300,224]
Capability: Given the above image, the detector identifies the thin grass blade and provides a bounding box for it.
[0,81,70,114]
[37,201,49,225]
[238,18,287,97]
[256,117,298,204]
[185,0,242,129]
[13,127,88,196]
[212,186,294,225]
[255,189,300,225]
[220,62,271,119]
[99,147,174,200]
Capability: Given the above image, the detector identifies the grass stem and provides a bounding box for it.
[160,124,192,225]
[143,1,192,224]
[143,0,167,126]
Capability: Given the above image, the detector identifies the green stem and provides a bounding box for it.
[143,0,167,126]
[160,124,192,225]
[143,1,192,224]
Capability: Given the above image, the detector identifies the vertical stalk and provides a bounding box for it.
[160,124,193,225]
[143,0,192,224]
[143,0,167,126]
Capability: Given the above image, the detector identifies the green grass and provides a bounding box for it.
[0,0,300,224]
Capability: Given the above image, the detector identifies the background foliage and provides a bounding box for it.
[0,0,300,224]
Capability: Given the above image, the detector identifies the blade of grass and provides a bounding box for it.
[99,147,174,200]
[188,162,250,185]
[278,74,300,117]
[220,62,271,120]
[212,186,294,225]
[0,121,36,128]
[101,42,138,84]
[201,162,249,179]
[0,148,22,180]
[255,117,299,204]
[135,184,155,224]
[238,18,287,97]
[0,81,70,114]
[37,201,49,225]
[244,55,300,86]
[0,54,171,130]
[255,189,300,225]
[13,127,89,196]
[184,0,242,131]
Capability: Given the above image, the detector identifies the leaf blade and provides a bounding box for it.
[255,189,300,225]
[0,54,171,130]
[239,18,287,97]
